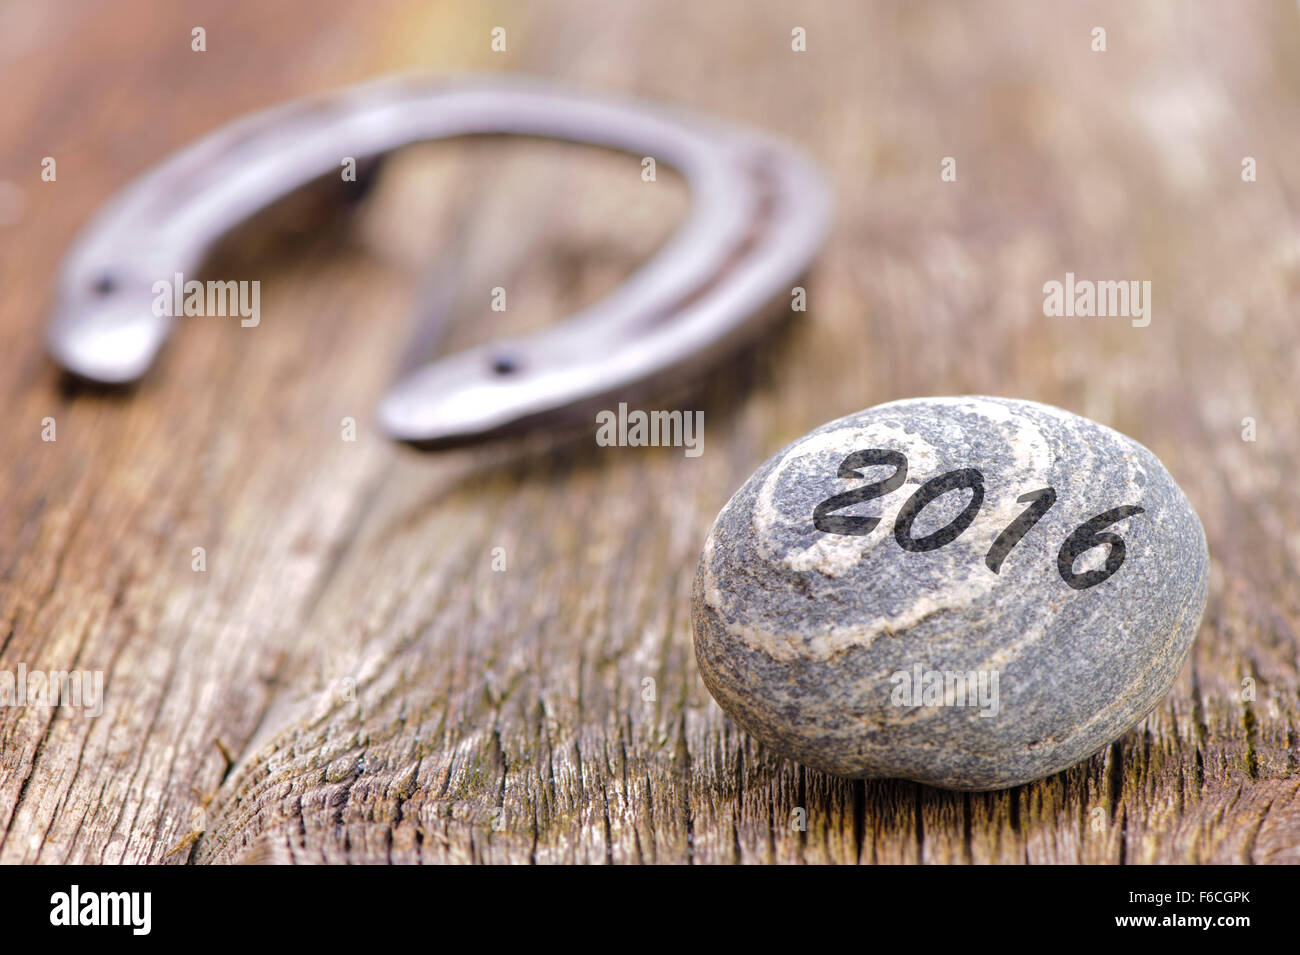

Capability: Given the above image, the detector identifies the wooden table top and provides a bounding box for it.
[1,0,1297,863]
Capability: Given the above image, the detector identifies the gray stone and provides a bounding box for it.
[691,396,1209,790]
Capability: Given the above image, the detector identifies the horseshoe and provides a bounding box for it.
[46,74,832,445]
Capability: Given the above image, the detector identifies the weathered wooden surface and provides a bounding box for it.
[2,0,1299,864]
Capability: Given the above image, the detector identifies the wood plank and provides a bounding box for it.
[1,0,1297,864]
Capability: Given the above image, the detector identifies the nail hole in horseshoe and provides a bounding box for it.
[490,353,521,375]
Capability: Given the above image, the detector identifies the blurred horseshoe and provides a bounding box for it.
[46,74,831,445]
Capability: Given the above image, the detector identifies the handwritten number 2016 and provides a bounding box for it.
[811,449,1144,590]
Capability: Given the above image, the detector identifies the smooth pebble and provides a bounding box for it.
[691,396,1209,790]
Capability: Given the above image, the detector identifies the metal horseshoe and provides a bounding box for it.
[46,74,832,445]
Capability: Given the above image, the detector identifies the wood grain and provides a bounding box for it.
[1,0,1298,864]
